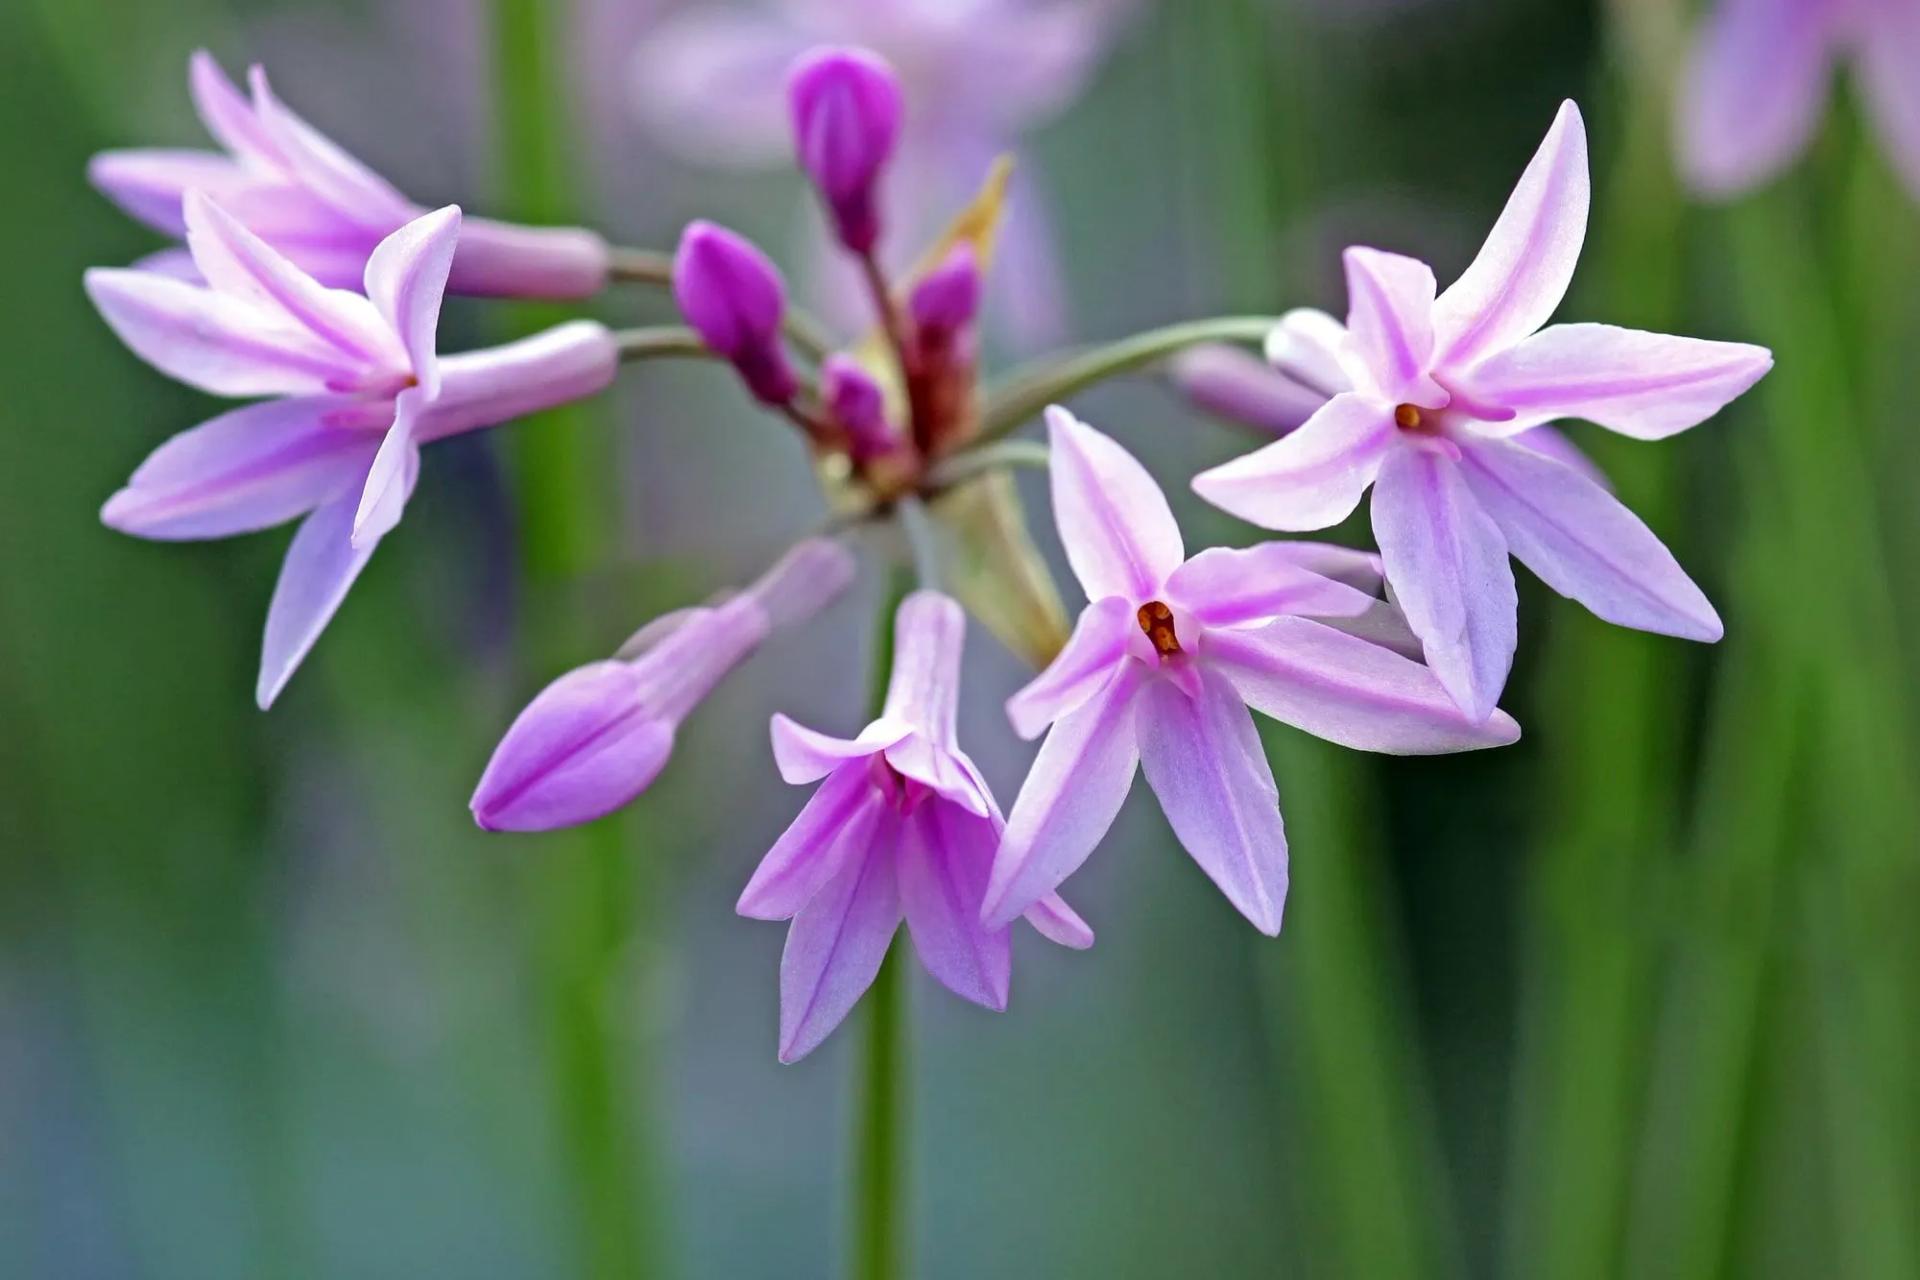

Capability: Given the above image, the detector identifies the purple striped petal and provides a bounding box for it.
[1005,596,1132,740]
[257,487,392,708]
[88,149,249,236]
[1206,618,1521,753]
[982,663,1144,929]
[1136,668,1289,935]
[779,829,902,1063]
[1166,543,1376,629]
[1191,392,1396,532]
[1168,343,1329,436]
[350,388,423,549]
[1371,447,1517,722]
[1675,0,1838,198]
[189,51,280,166]
[1022,894,1095,950]
[1265,308,1354,399]
[738,766,884,919]
[880,590,965,742]
[1432,101,1589,369]
[416,321,620,443]
[246,66,415,230]
[769,714,910,784]
[1456,435,1721,641]
[1342,246,1441,404]
[1251,541,1386,595]
[1462,323,1771,440]
[898,803,1011,1011]
[1045,406,1184,601]
[363,206,462,395]
[469,662,676,832]
[101,397,380,540]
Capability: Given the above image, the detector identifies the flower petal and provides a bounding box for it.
[1462,323,1772,440]
[84,267,352,397]
[1342,246,1440,403]
[880,589,965,742]
[1206,618,1521,753]
[769,713,908,784]
[1432,100,1589,369]
[1135,668,1289,935]
[1021,894,1095,950]
[257,487,391,708]
[189,50,280,166]
[1513,424,1610,490]
[247,66,415,229]
[182,191,398,372]
[1675,0,1838,198]
[1371,447,1517,722]
[417,321,620,443]
[898,804,1011,1011]
[101,397,381,540]
[363,206,462,395]
[1456,435,1721,641]
[982,663,1144,929]
[350,388,422,549]
[88,148,249,236]
[1191,393,1396,532]
[1045,406,1184,601]
[1264,308,1354,399]
[1853,0,1920,200]
[778,831,902,1064]
[1004,596,1132,740]
[1166,543,1376,629]
[1249,540,1386,595]
[469,662,675,832]
[738,766,884,919]
[1167,343,1329,436]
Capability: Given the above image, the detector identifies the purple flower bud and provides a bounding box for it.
[788,46,904,254]
[673,220,798,405]
[907,245,981,349]
[822,355,897,459]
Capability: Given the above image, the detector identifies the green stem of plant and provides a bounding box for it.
[614,325,712,362]
[851,567,914,1280]
[975,315,1280,443]
[923,439,1050,491]
[606,244,836,363]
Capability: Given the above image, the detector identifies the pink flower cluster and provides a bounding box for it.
[85,44,1770,1061]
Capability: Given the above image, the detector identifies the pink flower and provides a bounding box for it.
[87,195,618,707]
[741,589,1093,1063]
[672,220,801,405]
[471,540,858,832]
[1677,0,1920,201]
[981,408,1519,937]
[788,46,905,254]
[1192,102,1772,721]
[89,51,609,299]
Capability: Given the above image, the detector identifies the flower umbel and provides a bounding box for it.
[1193,102,1772,720]
[982,408,1519,937]
[741,589,1093,1063]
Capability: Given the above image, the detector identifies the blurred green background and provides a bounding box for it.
[3,1,1917,1276]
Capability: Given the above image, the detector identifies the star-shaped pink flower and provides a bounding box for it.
[1192,102,1773,721]
[981,408,1519,938]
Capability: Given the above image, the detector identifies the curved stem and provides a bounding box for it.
[613,325,712,362]
[923,439,1050,491]
[975,314,1280,443]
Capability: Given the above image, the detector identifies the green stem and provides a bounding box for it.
[614,325,712,362]
[922,439,1050,491]
[851,568,914,1280]
[975,315,1280,443]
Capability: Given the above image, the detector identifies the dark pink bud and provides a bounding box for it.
[673,220,798,404]
[788,46,903,254]
[822,354,897,459]
[907,244,981,348]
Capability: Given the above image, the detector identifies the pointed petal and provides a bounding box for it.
[738,767,884,919]
[1675,0,1837,198]
[350,389,421,549]
[257,489,383,708]
[1265,308,1354,398]
[1342,247,1440,403]
[88,148,247,236]
[363,206,462,395]
[100,397,380,540]
[982,664,1144,929]
[1457,435,1721,641]
[778,834,902,1063]
[1005,596,1132,739]
[1433,101,1590,368]
[1252,541,1386,594]
[1207,618,1520,754]
[1021,894,1095,950]
[1045,406,1184,600]
[182,191,397,370]
[84,267,351,397]
[1852,0,1920,200]
[1135,669,1289,935]
[1167,343,1329,436]
[1371,447,1517,722]
[189,51,279,164]
[1513,424,1610,490]
[1191,393,1396,532]
[247,66,415,228]
[898,805,1012,1011]
[1463,323,1772,440]
[769,713,909,785]
[469,662,676,832]
[1166,543,1375,629]
[880,590,965,743]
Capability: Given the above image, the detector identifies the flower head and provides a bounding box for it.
[89,51,609,298]
[788,46,905,253]
[673,220,800,406]
[983,408,1518,937]
[822,354,900,460]
[88,196,618,706]
[1192,102,1772,721]
[741,589,1093,1063]
[1677,0,1920,201]
[471,540,858,832]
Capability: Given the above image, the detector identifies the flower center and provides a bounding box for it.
[1394,403,1426,431]
[1136,600,1182,657]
